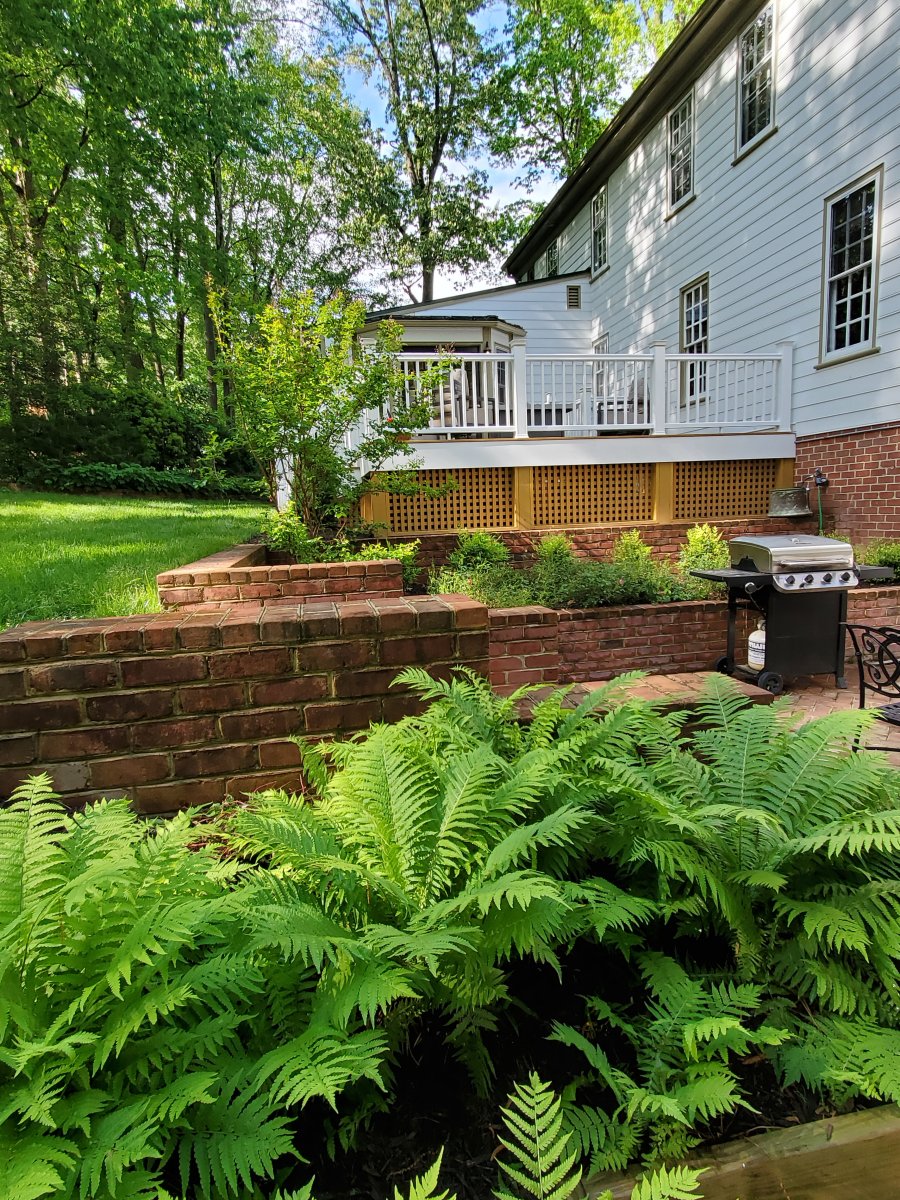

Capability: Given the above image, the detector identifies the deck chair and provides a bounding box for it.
[844,623,900,748]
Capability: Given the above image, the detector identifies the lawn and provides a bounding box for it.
[0,489,271,630]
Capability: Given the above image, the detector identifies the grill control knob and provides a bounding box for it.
[823,572,833,583]
[804,574,814,584]
[785,575,795,586]
[840,571,851,582]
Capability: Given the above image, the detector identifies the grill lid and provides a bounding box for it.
[729,534,854,573]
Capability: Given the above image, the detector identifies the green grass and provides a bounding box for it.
[0,490,271,631]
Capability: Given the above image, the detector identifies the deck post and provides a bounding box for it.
[650,342,667,434]
[511,338,529,439]
[775,340,794,431]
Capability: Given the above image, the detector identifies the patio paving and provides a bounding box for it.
[778,666,900,766]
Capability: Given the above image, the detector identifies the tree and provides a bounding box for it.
[495,0,704,182]
[210,291,443,533]
[321,0,514,303]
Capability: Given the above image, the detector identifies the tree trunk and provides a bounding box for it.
[107,208,145,385]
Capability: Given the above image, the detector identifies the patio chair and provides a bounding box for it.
[843,623,900,748]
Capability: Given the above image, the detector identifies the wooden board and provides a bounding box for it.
[584,1105,900,1200]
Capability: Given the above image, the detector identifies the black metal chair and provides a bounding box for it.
[844,624,900,747]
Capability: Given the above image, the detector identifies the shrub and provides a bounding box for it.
[263,501,324,562]
[429,563,533,608]
[675,523,730,598]
[611,529,653,566]
[859,538,900,581]
[447,530,511,570]
[10,460,265,498]
[262,508,422,588]
[334,537,422,590]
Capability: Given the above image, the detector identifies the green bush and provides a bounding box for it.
[859,538,900,581]
[611,528,653,566]
[675,523,730,599]
[429,563,533,608]
[447,530,511,570]
[10,460,265,499]
[334,537,422,590]
[263,501,324,561]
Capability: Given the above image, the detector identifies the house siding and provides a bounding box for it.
[397,277,593,355]
[579,0,900,439]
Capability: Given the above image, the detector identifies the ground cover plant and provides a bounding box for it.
[3,674,900,1198]
[428,526,729,609]
[0,490,269,630]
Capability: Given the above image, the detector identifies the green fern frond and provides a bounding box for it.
[254,1027,388,1108]
[0,1122,78,1200]
[629,1164,705,1200]
[393,1150,453,1200]
[495,1073,582,1200]
[0,775,67,934]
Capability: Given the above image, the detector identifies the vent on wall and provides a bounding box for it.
[566,285,581,309]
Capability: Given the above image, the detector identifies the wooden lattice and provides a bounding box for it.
[386,468,515,533]
[673,460,779,521]
[532,464,655,527]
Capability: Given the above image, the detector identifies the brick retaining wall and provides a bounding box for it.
[488,586,900,687]
[157,543,405,610]
[409,517,817,568]
[0,596,488,813]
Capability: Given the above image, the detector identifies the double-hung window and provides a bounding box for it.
[591,188,608,273]
[667,93,694,210]
[680,276,709,399]
[821,171,881,362]
[737,5,775,153]
[545,239,559,278]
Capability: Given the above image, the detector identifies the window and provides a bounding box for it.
[680,276,709,397]
[737,5,775,152]
[545,239,559,278]
[822,172,881,361]
[668,93,694,209]
[593,333,610,399]
[591,189,608,272]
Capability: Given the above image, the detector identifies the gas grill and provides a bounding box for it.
[692,535,892,694]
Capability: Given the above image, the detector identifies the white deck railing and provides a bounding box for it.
[385,343,792,440]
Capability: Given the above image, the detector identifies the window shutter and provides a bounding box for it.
[566,285,581,309]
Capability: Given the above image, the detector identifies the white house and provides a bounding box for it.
[360,0,900,542]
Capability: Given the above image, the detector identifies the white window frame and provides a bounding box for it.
[545,239,559,278]
[592,333,610,401]
[736,4,776,157]
[667,91,695,212]
[820,168,882,364]
[591,188,608,274]
[680,275,709,400]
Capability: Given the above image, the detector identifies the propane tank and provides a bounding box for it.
[748,620,766,670]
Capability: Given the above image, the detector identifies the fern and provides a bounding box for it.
[495,1073,582,1200]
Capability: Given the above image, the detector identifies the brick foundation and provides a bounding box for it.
[408,517,817,568]
[0,596,488,813]
[795,422,900,544]
[157,543,405,610]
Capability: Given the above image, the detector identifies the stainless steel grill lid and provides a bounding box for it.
[729,534,854,573]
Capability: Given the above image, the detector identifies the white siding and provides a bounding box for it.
[398,278,592,354]
[583,0,900,438]
[559,205,591,274]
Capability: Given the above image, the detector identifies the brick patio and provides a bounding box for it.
[780,666,900,765]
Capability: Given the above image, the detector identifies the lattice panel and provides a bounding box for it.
[673,459,779,521]
[386,468,515,533]
[532,464,655,527]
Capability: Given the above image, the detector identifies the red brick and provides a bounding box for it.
[132,778,226,814]
[339,604,378,635]
[303,699,382,732]
[219,709,302,740]
[40,725,130,760]
[0,670,26,700]
[179,683,246,713]
[23,633,66,659]
[456,632,492,661]
[240,583,282,600]
[177,620,222,650]
[208,647,292,679]
[0,734,36,765]
[90,754,171,788]
[27,661,118,694]
[375,605,418,634]
[85,690,175,723]
[297,641,375,672]
[1,698,82,734]
[413,599,454,631]
[63,630,107,656]
[160,587,204,605]
[132,717,216,750]
[259,739,302,768]
[333,668,398,698]
[381,634,455,667]
[202,585,241,601]
[0,637,26,662]
[259,611,303,642]
[121,655,207,688]
[104,626,145,653]
[299,609,341,639]
[249,676,328,706]
[142,621,184,652]
[382,693,425,722]
[219,614,263,647]
[172,744,257,778]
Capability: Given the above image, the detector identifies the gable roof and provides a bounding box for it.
[504,0,760,278]
[366,270,590,319]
